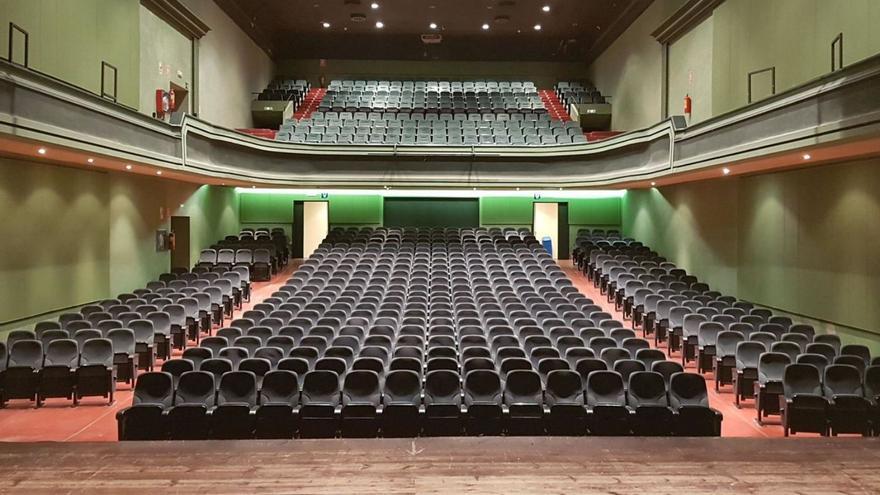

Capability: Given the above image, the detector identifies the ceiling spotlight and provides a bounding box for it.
[542,5,551,12]
[125,164,132,170]
[533,24,542,31]
[322,22,330,28]
[87,158,95,164]
[370,2,379,9]
[375,21,384,28]
[179,204,185,208]
[650,182,656,186]
[482,23,490,30]
[221,182,226,186]
[251,185,256,189]
[156,170,162,175]
[429,22,438,29]
[722,167,731,175]
[802,153,811,160]
[37,148,47,155]
[516,187,521,191]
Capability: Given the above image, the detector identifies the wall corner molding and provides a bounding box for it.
[652,0,725,45]
[141,0,211,40]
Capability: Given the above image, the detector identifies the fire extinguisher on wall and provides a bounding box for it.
[684,94,692,120]
[155,89,170,119]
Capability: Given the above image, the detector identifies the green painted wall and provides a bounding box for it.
[1,158,239,338]
[138,3,193,116]
[0,0,140,108]
[239,193,622,242]
[623,158,880,353]
[384,198,480,228]
[667,15,714,124]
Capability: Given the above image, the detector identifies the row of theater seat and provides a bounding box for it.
[0,230,280,408]
[116,226,723,439]
[575,229,880,436]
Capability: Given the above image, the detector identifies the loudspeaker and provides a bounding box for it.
[670,115,688,131]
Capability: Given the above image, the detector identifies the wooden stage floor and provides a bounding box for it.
[1,437,879,494]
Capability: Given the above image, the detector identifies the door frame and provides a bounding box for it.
[170,215,191,271]
[531,201,569,260]
[292,200,330,259]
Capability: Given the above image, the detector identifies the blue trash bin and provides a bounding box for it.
[541,236,553,256]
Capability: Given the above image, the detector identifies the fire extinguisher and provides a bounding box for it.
[155,89,170,118]
[683,94,692,119]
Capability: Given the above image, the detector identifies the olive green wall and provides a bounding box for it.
[277,59,589,88]
[0,158,239,337]
[0,0,140,108]
[623,158,880,353]
[238,192,622,249]
[138,3,193,116]
[586,0,688,130]
[588,0,880,129]
[711,0,880,115]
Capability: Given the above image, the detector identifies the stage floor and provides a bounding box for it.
[1,437,879,494]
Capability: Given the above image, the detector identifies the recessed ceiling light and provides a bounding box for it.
[251,185,256,189]
[221,182,226,186]
[802,153,811,160]
[650,182,656,186]
[482,23,490,30]
[179,204,185,208]
[370,2,379,9]
[322,22,330,28]
[429,22,438,29]
[722,167,731,175]
[125,164,132,170]
[533,24,542,31]
[87,158,95,164]
[156,170,162,175]
[375,21,384,28]
[37,148,46,155]
[542,5,551,12]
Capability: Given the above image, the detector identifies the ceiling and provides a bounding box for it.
[215,0,653,62]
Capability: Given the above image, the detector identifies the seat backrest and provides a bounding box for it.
[626,371,668,407]
[668,372,709,408]
[174,371,216,406]
[783,363,822,399]
[198,358,233,382]
[301,370,341,406]
[383,369,421,405]
[758,352,791,383]
[464,369,502,406]
[823,364,864,398]
[544,369,584,407]
[259,370,299,406]
[650,360,684,384]
[342,370,381,406]
[80,338,113,367]
[864,365,880,400]
[586,370,625,406]
[132,371,174,407]
[503,370,542,406]
[8,339,43,369]
[217,370,258,407]
[45,339,79,368]
[735,341,766,369]
[424,370,461,406]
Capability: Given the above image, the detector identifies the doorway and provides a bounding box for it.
[170,216,191,271]
[292,200,330,259]
[532,202,569,260]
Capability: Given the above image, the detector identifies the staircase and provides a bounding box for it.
[294,88,327,120]
[538,89,572,122]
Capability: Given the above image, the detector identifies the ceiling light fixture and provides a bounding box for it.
[156,170,163,175]
[429,22,438,29]
[482,23,490,30]
[802,153,811,160]
[650,182,656,186]
[37,148,46,155]
[375,21,384,28]
[533,24,542,31]
[542,5,551,12]
[87,158,95,164]
[125,164,132,170]
[722,167,731,175]
[370,2,379,9]
[322,22,330,28]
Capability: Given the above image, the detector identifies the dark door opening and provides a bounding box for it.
[170,216,191,271]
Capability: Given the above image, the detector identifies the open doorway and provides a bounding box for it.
[170,216,191,271]
[532,202,569,260]
[292,200,330,259]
